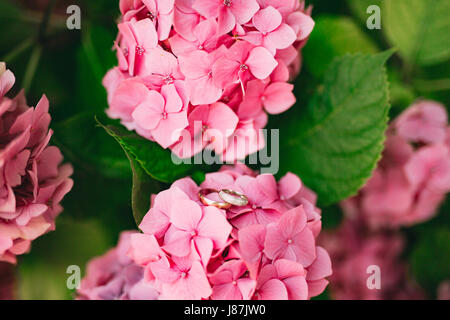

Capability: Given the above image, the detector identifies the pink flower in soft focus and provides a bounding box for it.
[78,232,159,300]
[438,281,450,300]
[0,63,73,264]
[193,0,260,35]
[244,6,297,54]
[118,164,331,300]
[341,100,450,228]
[255,259,307,300]
[321,220,424,300]
[212,41,278,89]
[264,206,316,267]
[209,260,256,300]
[132,84,188,148]
[395,100,448,145]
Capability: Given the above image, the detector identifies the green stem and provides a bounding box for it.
[413,78,450,92]
[22,46,42,92]
[2,38,34,62]
[39,0,57,42]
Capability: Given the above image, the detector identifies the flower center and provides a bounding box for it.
[163,75,174,84]
[147,11,155,20]
[180,272,187,278]
[136,46,145,55]
[240,64,249,72]
[223,0,232,7]
[287,239,293,244]
[162,112,168,120]
[232,281,237,286]
[252,204,257,210]
[190,230,197,237]
[123,48,129,57]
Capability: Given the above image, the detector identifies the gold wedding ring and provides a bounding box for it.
[198,188,232,209]
[218,189,249,207]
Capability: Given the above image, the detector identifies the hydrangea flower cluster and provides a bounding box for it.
[79,164,332,300]
[341,100,450,228]
[320,220,424,300]
[0,62,73,264]
[104,0,314,161]
[78,231,159,300]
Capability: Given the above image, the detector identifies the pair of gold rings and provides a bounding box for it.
[198,188,249,209]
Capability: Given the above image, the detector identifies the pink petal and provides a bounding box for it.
[246,47,278,80]
[259,279,288,300]
[169,199,202,231]
[278,172,302,200]
[179,50,212,79]
[279,206,307,239]
[161,84,183,113]
[265,24,297,50]
[306,246,333,281]
[139,208,170,238]
[162,229,192,257]
[263,82,296,114]
[307,279,329,298]
[151,110,188,148]
[197,206,232,249]
[286,11,315,41]
[188,77,223,106]
[129,233,164,265]
[132,91,165,130]
[283,275,308,300]
[252,6,282,34]
[230,0,260,24]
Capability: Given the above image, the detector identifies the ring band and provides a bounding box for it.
[198,188,232,209]
[218,189,249,207]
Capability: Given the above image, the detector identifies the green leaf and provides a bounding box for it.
[128,152,161,225]
[98,122,217,224]
[53,113,131,179]
[383,0,450,66]
[303,15,378,78]
[409,226,450,296]
[99,123,212,183]
[277,50,394,206]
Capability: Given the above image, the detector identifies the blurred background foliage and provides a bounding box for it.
[0,0,448,299]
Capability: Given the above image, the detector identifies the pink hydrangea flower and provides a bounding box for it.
[106,0,315,161]
[438,281,450,300]
[341,101,450,228]
[83,164,331,300]
[320,220,424,300]
[78,231,159,300]
[0,63,73,264]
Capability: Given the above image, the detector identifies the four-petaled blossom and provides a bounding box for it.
[132,84,188,148]
[341,100,450,228]
[264,206,316,266]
